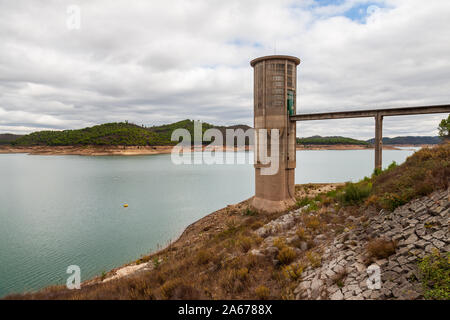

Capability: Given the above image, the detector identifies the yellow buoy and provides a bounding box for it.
[123,204,128,208]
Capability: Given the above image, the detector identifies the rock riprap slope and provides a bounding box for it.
[253,189,449,300]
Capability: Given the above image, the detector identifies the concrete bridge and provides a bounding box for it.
[250,55,450,213]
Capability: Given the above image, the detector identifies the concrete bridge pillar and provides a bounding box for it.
[250,55,300,213]
[375,113,383,171]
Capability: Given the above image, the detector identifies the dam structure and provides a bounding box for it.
[250,55,300,213]
[250,55,450,213]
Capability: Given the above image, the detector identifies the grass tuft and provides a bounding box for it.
[367,238,397,260]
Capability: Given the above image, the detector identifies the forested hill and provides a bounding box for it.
[2,123,441,147]
[8,121,252,146]
[296,136,369,145]
[366,136,442,145]
[0,134,23,145]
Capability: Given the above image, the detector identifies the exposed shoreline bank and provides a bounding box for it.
[0,144,429,156]
[33,183,345,295]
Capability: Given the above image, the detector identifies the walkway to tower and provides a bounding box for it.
[290,104,450,170]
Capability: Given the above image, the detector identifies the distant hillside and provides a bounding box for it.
[366,136,442,145]
[10,121,252,146]
[0,134,23,145]
[296,135,369,146]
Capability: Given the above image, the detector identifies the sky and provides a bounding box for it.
[0,0,449,139]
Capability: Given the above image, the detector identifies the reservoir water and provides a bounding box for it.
[0,148,419,296]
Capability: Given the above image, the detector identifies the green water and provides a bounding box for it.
[0,149,417,296]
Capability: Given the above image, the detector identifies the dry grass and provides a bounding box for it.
[366,238,397,260]
[332,269,348,288]
[254,285,270,300]
[296,227,308,241]
[305,251,322,268]
[304,216,321,231]
[277,247,297,265]
[237,236,253,253]
[196,249,213,265]
[282,263,304,281]
[371,143,449,210]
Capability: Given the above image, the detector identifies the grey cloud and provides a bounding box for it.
[0,0,448,137]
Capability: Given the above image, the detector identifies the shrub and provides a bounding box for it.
[273,237,287,250]
[337,181,372,205]
[304,216,321,231]
[379,192,407,211]
[418,250,450,300]
[160,278,183,299]
[367,238,396,260]
[153,257,161,269]
[237,236,253,253]
[250,220,264,230]
[196,249,212,265]
[306,251,322,268]
[277,247,297,265]
[243,208,257,216]
[296,227,308,241]
[236,268,249,281]
[296,197,318,210]
[221,268,248,293]
[282,263,304,280]
[255,285,270,300]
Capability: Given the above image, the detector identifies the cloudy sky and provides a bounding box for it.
[0,0,449,139]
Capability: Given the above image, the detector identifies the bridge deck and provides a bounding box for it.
[290,104,450,121]
[290,104,450,170]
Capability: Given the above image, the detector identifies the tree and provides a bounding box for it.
[438,114,450,138]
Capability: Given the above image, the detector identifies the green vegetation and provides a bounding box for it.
[418,250,449,300]
[0,134,23,145]
[318,142,449,211]
[369,143,449,210]
[147,119,214,144]
[296,197,318,210]
[12,122,166,146]
[336,180,372,205]
[10,120,250,147]
[366,136,442,145]
[296,135,369,146]
[438,114,450,138]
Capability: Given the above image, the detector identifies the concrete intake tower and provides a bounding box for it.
[250,55,301,213]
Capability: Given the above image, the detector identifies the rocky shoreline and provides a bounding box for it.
[253,189,449,300]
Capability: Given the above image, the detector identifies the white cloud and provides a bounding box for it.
[0,0,448,137]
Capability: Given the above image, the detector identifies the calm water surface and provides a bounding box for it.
[0,148,418,296]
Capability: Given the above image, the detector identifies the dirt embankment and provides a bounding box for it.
[296,144,401,150]
[0,145,251,156]
[0,144,426,155]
